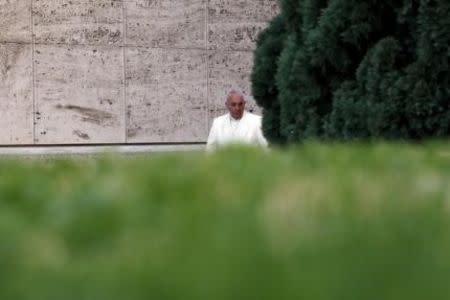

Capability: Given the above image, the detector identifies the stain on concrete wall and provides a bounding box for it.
[0,0,277,145]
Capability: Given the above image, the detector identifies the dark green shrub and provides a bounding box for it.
[251,15,288,144]
[252,0,450,143]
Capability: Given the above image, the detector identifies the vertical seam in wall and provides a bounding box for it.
[122,0,128,143]
[205,0,210,132]
[30,0,36,144]
[156,46,160,141]
[156,2,161,143]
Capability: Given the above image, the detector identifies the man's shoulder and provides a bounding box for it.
[212,112,262,125]
[244,112,262,123]
[245,111,262,119]
[212,113,229,124]
[210,114,229,129]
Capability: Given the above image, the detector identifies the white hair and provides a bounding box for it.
[226,89,246,101]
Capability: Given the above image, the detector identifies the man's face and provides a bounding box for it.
[226,94,245,120]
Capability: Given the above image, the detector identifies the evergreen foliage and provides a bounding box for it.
[251,15,288,144]
[251,0,450,143]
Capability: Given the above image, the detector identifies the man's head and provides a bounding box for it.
[226,89,246,120]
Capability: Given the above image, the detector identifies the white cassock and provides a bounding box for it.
[206,111,268,151]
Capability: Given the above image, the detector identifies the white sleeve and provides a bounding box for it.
[254,117,268,148]
[206,119,218,151]
[256,125,268,148]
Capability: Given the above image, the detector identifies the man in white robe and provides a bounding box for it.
[206,90,268,151]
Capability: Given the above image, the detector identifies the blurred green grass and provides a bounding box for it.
[1,143,449,300]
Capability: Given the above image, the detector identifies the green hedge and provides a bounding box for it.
[251,0,449,143]
[1,144,450,300]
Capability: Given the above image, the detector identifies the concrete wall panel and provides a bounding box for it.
[208,0,278,22]
[207,0,277,50]
[0,0,32,43]
[126,0,206,48]
[157,49,207,142]
[34,45,125,144]
[0,0,278,145]
[33,0,123,45]
[127,47,207,142]
[0,44,33,144]
[208,22,267,51]
[125,46,159,142]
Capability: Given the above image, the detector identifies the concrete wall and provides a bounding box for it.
[0,0,277,145]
